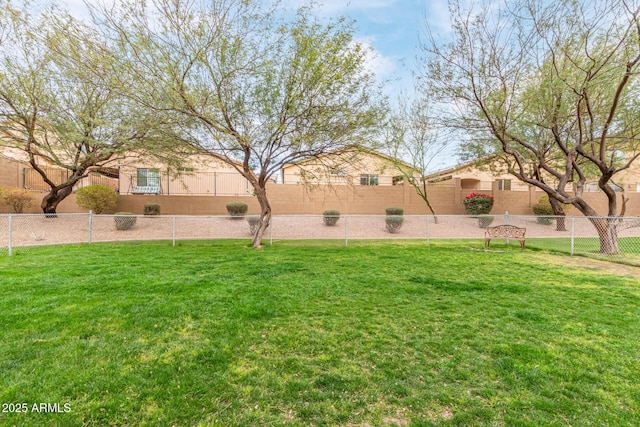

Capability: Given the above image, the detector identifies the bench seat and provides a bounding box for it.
[485,225,526,251]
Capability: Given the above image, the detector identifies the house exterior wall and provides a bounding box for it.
[0,155,21,188]
[282,151,418,186]
[117,153,250,196]
[429,155,640,193]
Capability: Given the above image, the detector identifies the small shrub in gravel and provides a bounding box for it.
[247,215,260,234]
[477,214,494,228]
[385,207,404,233]
[143,203,161,216]
[114,212,137,230]
[323,210,340,226]
[226,202,248,219]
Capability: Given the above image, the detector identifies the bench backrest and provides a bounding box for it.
[485,225,526,238]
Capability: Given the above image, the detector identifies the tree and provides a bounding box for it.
[421,0,640,254]
[0,3,173,215]
[386,94,450,223]
[96,0,385,248]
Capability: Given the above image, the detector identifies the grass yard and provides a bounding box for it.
[0,240,639,426]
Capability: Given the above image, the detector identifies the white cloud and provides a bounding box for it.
[355,36,396,80]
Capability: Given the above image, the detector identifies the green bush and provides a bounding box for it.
[323,210,340,226]
[477,214,494,228]
[1,188,33,213]
[76,185,117,214]
[463,192,494,215]
[114,212,137,230]
[532,204,554,224]
[247,215,266,235]
[537,195,570,213]
[385,207,404,233]
[143,203,161,216]
[226,202,248,218]
[385,207,404,216]
[385,215,404,233]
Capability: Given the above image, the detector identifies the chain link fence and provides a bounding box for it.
[2,213,640,261]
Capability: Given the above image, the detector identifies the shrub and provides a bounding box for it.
[1,188,33,213]
[114,212,137,230]
[385,206,404,233]
[226,202,248,219]
[143,203,161,216]
[247,215,261,234]
[532,204,554,224]
[533,195,569,225]
[323,210,340,226]
[537,195,570,213]
[477,214,494,228]
[385,207,404,216]
[463,192,494,215]
[76,185,118,214]
[385,215,404,233]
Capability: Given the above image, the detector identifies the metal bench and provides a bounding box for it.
[485,224,526,251]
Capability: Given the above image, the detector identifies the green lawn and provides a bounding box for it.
[0,240,639,426]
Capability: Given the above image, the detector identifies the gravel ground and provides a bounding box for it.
[2,213,639,249]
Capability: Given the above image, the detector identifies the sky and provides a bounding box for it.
[63,0,451,94]
[285,0,459,170]
[62,0,459,170]
[286,0,452,97]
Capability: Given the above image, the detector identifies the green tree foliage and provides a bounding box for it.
[386,94,449,223]
[0,3,177,215]
[95,0,385,247]
[421,0,640,254]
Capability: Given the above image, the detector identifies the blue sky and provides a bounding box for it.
[67,0,451,97]
[286,0,452,97]
[65,0,459,169]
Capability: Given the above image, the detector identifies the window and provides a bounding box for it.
[136,168,160,187]
[392,175,404,185]
[497,179,511,190]
[360,174,379,186]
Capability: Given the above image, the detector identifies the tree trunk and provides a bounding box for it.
[251,185,272,248]
[40,186,74,217]
[549,198,566,231]
[418,182,439,224]
[589,217,620,255]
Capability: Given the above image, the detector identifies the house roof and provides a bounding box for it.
[283,144,418,172]
[423,156,497,179]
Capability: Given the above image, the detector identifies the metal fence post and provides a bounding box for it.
[172,216,176,247]
[570,216,575,256]
[504,211,510,245]
[88,211,93,244]
[8,214,12,257]
[426,215,430,246]
[345,215,349,247]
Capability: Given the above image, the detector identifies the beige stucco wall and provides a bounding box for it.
[282,151,419,186]
[430,155,640,193]
[112,181,640,217]
[0,155,21,188]
[117,153,249,195]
